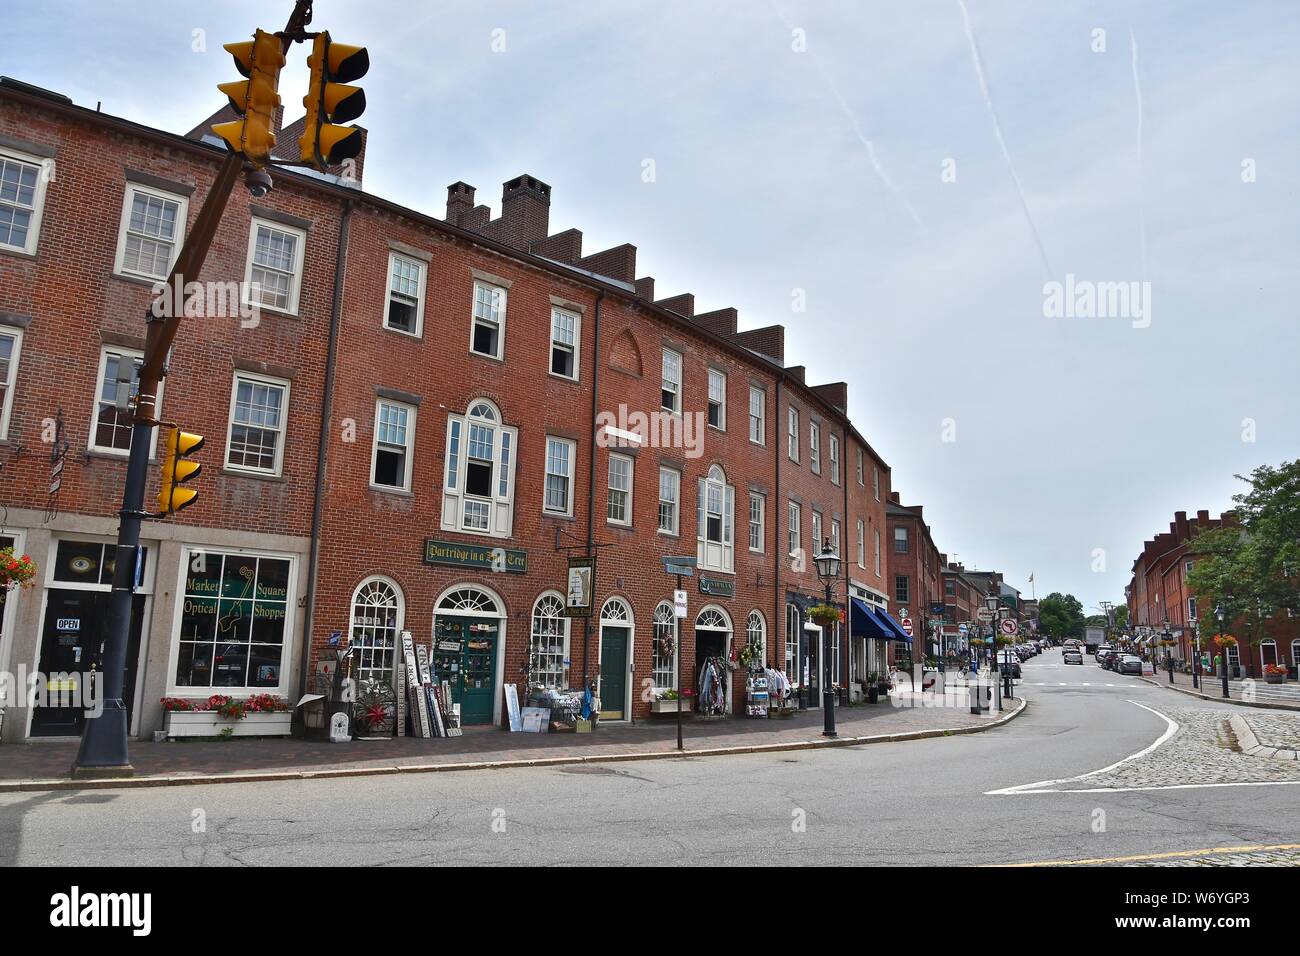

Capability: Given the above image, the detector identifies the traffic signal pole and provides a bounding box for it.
[73,0,315,777]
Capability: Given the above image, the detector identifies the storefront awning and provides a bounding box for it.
[874,607,912,643]
[851,598,892,640]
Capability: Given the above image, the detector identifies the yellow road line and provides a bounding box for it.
[993,843,1300,867]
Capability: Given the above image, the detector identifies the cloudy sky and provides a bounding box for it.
[9,0,1297,613]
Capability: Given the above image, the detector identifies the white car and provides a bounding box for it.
[1063,648,1084,665]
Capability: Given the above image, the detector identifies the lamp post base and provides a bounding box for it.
[71,700,135,779]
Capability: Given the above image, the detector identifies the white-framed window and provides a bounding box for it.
[90,346,161,455]
[785,602,799,678]
[1185,560,1194,575]
[550,306,580,379]
[1188,597,1197,621]
[874,528,882,575]
[0,327,22,441]
[544,436,575,516]
[372,399,415,491]
[225,372,288,475]
[748,492,765,553]
[829,434,840,485]
[707,368,726,430]
[653,601,678,690]
[788,501,801,557]
[470,280,507,359]
[748,385,765,444]
[787,407,799,461]
[607,453,633,526]
[0,147,49,256]
[747,610,766,666]
[810,421,821,474]
[244,217,306,315]
[113,183,187,281]
[831,518,840,557]
[696,464,734,572]
[658,466,680,534]
[385,251,426,336]
[441,399,518,537]
[811,512,822,556]
[873,465,881,501]
[857,519,865,568]
[829,620,841,685]
[530,591,570,689]
[661,347,682,413]
[171,548,295,694]
[351,576,403,685]
[857,447,864,486]
[895,526,909,553]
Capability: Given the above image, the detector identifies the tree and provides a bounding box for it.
[1039,592,1085,640]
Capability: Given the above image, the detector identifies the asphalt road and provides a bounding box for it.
[2,649,1297,866]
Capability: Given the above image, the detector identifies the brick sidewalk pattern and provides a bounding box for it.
[0,696,1019,790]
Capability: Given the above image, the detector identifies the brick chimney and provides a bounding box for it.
[889,491,900,503]
[494,174,551,249]
[656,293,695,317]
[446,181,476,226]
[694,307,738,337]
[733,325,784,364]
[812,382,848,411]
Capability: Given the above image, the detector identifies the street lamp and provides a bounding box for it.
[1162,618,1173,684]
[814,538,840,738]
[985,595,1002,711]
[1215,602,1229,699]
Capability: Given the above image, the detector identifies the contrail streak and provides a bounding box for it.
[955,0,1053,278]
[769,1,924,230]
[1131,28,1147,279]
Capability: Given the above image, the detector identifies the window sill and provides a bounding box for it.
[547,371,580,384]
[0,245,37,262]
[657,529,680,538]
[469,349,505,364]
[111,271,165,289]
[369,485,414,497]
[542,511,576,522]
[382,324,423,340]
[707,424,725,433]
[86,447,158,465]
[222,467,286,483]
[244,302,301,321]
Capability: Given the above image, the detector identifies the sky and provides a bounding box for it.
[7,0,1297,614]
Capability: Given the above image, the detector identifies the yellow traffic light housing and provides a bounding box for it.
[300,32,369,170]
[157,428,205,515]
[212,29,286,167]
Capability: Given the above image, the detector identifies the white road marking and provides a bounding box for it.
[986,700,1178,795]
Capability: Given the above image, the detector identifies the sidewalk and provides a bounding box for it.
[0,694,1024,792]
[1138,674,1300,711]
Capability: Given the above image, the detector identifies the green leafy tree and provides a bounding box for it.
[1039,592,1085,640]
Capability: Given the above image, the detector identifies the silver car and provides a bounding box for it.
[1063,648,1084,665]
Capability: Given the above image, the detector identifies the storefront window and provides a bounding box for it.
[176,550,291,689]
[653,601,677,690]
[351,577,402,685]
[530,592,569,689]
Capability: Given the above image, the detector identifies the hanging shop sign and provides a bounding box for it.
[423,539,527,574]
[699,576,735,598]
[565,555,596,618]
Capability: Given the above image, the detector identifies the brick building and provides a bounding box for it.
[0,76,908,740]
[885,492,943,660]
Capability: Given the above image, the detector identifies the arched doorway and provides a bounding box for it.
[432,585,506,725]
[598,597,634,720]
[695,605,733,715]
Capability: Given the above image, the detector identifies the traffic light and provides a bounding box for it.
[300,31,369,170]
[157,428,205,515]
[213,29,286,167]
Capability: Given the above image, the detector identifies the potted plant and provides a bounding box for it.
[161,693,294,739]
[1264,663,1287,685]
[807,603,839,628]
[651,688,693,715]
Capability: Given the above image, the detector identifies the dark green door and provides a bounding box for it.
[432,616,499,725]
[600,625,628,719]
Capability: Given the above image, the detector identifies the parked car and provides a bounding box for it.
[1097,649,1117,669]
[1116,655,1143,675]
[996,650,1022,679]
[1063,648,1084,664]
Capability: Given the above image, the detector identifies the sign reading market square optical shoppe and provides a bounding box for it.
[422,539,528,574]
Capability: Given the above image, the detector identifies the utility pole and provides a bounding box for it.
[72,0,328,777]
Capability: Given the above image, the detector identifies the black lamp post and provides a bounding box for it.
[814,538,840,739]
[985,595,1003,712]
[1216,602,1230,699]
[1163,619,1174,683]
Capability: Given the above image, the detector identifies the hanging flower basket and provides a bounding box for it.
[807,603,839,628]
[0,549,37,591]
[1213,635,1238,647]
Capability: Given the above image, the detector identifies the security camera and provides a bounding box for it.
[244,169,273,198]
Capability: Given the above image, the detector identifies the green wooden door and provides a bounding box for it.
[432,616,499,725]
[599,625,629,719]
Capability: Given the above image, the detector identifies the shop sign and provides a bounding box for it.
[423,539,527,574]
[674,589,688,619]
[565,555,595,618]
[699,576,734,598]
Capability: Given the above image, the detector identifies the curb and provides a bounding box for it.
[1137,676,1300,712]
[1228,714,1300,760]
[0,697,1027,794]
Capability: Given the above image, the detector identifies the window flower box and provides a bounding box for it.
[650,698,693,715]
[164,710,293,739]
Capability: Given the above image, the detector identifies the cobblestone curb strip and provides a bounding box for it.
[1137,676,1300,712]
[0,698,1026,794]
[1229,715,1300,761]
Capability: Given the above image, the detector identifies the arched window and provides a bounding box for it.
[696,464,735,573]
[351,577,403,685]
[746,610,766,665]
[653,601,677,689]
[696,606,731,631]
[437,587,500,615]
[441,399,518,538]
[1260,639,1278,668]
[601,597,632,623]
[530,591,569,689]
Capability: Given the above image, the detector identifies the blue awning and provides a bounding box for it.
[851,598,892,640]
[874,607,912,643]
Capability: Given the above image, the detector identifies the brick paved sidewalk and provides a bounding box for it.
[0,695,1020,790]
[1138,675,1300,711]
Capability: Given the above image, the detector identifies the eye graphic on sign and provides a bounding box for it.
[70,556,95,575]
